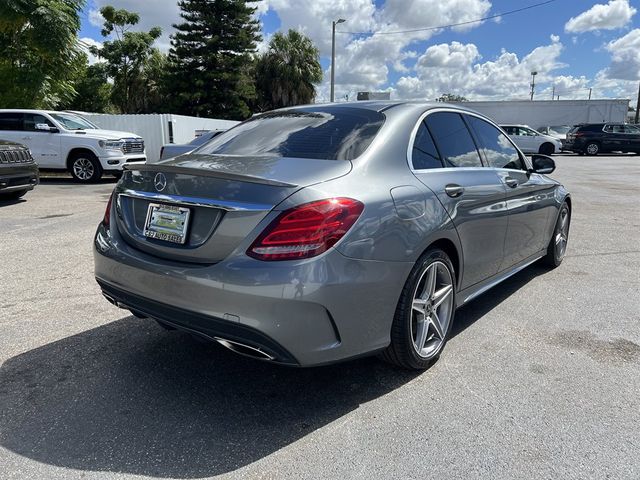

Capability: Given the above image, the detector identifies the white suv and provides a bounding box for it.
[0,110,146,182]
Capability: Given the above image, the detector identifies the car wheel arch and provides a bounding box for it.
[417,236,462,290]
[66,147,99,169]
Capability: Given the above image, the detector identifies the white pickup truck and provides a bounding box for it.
[0,109,146,182]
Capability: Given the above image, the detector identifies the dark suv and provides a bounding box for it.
[565,123,640,155]
[0,140,39,200]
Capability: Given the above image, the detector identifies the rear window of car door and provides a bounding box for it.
[424,112,483,168]
[466,115,526,170]
[411,122,443,170]
[0,113,24,131]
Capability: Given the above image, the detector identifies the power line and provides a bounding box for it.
[337,0,556,36]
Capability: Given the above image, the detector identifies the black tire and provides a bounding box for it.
[381,248,456,370]
[584,142,599,156]
[543,202,571,268]
[69,152,103,183]
[539,142,555,155]
[0,189,28,200]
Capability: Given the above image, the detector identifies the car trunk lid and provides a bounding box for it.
[113,154,351,264]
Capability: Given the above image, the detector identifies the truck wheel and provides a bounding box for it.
[539,143,555,155]
[69,152,103,183]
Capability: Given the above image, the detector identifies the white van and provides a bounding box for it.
[0,110,146,182]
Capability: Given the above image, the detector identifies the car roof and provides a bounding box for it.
[0,109,60,114]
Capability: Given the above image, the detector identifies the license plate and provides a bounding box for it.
[143,203,191,244]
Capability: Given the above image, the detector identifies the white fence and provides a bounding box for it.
[83,113,239,162]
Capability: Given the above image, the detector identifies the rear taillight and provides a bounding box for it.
[103,192,114,227]
[247,198,364,261]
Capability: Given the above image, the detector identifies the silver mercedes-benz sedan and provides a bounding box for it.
[94,102,571,369]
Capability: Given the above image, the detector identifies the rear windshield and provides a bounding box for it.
[196,107,385,161]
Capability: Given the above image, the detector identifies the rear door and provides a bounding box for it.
[410,110,508,289]
[465,115,555,268]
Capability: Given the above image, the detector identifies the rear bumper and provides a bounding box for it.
[93,223,412,366]
[0,164,39,192]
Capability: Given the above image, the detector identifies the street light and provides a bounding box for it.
[331,18,346,103]
[530,71,538,101]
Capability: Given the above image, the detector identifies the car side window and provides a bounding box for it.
[24,114,55,132]
[624,125,640,134]
[518,127,536,136]
[411,121,443,170]
[424,112,483,168]
[466,116,525,170]
[0,112,24,131]
[502,126,515,135]
[603,124,613,133]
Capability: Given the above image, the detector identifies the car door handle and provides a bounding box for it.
[505,177,519,188]
[445,184,464,198]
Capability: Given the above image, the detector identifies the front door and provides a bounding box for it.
[410,111,508,289]
[465,114,555,269]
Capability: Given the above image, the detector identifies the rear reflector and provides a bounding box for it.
[247,198,364,261]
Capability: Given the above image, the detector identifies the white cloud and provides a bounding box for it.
[603,28,640,80]
[394,37,565,101]
[565,0,636,34]
[78,37,104,65]
[89,0,181,51]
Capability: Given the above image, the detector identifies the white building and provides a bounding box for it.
[453,99,630,129]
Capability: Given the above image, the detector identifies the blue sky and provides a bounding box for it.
[78,0,640,102]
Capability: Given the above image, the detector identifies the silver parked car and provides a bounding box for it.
[94,102,571,370]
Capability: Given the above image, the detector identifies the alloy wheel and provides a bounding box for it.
[555,208,569,260]
[586,143,599,155]
[73,158,95,181]
[411,261,454,358]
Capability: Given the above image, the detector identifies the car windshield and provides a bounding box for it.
[50,113,98,130]
[196,107,385,161]
[548,126,571,135]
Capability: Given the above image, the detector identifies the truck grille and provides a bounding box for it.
[122,139,145,154]
[0,149,33,164]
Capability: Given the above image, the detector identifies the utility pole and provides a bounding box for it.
[588,88,592,100]
[552,85,555,100]
[330,19,346,103]
[635,82,640,124]
[530,71,538,101]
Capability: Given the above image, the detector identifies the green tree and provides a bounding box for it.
[91,5,163,113]
[167,0,261,120]
[254,30,322,111]
[0,0,85,108]
[436,93,469,103]
[60,59,115,113]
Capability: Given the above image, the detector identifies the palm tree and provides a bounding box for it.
[255,29,322,111]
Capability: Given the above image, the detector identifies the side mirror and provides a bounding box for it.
[35,123,59,133]
[531,154,555,174]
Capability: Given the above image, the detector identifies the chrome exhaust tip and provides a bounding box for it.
[214,337,275,361]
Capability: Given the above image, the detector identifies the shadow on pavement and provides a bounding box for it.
[0,317,419,478]
[38,176,118,185]
[0,263,552,477]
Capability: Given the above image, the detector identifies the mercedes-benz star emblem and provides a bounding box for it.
[154,172,167,192]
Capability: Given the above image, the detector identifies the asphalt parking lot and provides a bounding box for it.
[1,155,639,480]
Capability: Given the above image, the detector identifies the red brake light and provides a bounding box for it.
[247,198,364,261]
[103,192,114,227]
